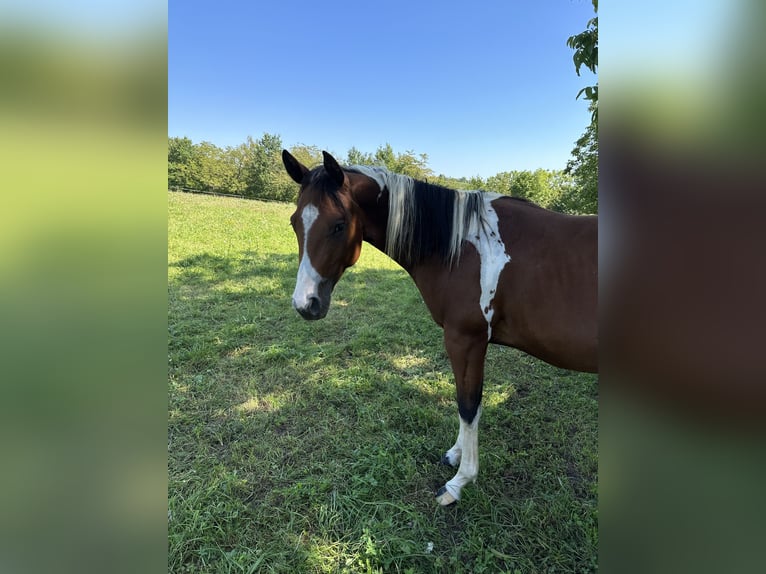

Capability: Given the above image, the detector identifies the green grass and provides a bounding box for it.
[168,191,598,573]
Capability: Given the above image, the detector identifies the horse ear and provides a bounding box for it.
[282,149,309,184]
[322,151,345,187]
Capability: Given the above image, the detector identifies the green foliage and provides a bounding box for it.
[167,137,243,193]
[377,144,432,179]
[484,171,512,195]
[564,104,598,215]
[429,174,474,190]
[167,135,593,213]
[567,0,598,118]
[241,133,296,202]
[483,169,578,211]
[194,141,241,193]
[168,192,598,573]
[466,175,486,190]
[289,143,324,169]
[346,146,374,166]
[168,133,298,201]
[347,143,434,181]
[168,136,197,189]
[564,0,598,214]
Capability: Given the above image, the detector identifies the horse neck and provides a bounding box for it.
[348,176,391,257]
[347,172,420,274]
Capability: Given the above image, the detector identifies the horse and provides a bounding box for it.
[282,149,597,506]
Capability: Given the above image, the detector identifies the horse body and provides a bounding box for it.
[411,199,597,372]
[282,150,597,506]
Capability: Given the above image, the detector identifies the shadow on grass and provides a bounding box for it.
[168,249,598,573]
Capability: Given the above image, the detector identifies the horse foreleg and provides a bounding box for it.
[441,415,465,467]
[436,331,487,506]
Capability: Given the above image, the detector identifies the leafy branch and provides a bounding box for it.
[567,0,598,118]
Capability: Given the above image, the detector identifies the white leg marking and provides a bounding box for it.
[439,406,482,504]
[292,204,325,309]
[466,195,511,340]
[444,413,465,466]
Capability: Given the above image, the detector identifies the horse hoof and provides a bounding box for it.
[435,486,457,506]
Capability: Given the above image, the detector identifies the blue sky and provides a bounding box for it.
[169,0,597,178]
[602,0,730,81]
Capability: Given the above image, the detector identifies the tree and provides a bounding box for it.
[168,136,196,189]
[485,172,513,195]
[566,0,598,119]
[224,144,249,195]
[396,150,433,179]
[345,143,434,180]
[346,146,374,166]
[485,169,577,211]
[165,132,590,211]
[373,143,397,169]
[508,170,558,206]
[564,0,598,214]
[242,133,296,201]
[467,175,485,190]
[191,141,239,192]
[546,170,579,213]
[561,102,598,214]
[372,143,433,179]
[431,174,473,190]
[289,144,323,169]
[168,137,248,194]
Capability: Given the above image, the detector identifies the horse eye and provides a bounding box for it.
[332,222,346,235]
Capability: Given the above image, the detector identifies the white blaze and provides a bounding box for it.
[292,204,324,309]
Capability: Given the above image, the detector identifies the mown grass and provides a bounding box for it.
[168,191,598,573]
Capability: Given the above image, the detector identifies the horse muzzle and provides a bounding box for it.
[294,295,325,320]
[292,278,333,321]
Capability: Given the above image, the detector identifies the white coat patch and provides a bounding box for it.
[465,194,511,340]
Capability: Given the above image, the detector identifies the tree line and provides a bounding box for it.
[169,3,597,214]
[168,133,596,214]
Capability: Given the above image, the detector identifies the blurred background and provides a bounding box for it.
[600,1,766,572]
[0,0,764,572]
[0,2,167,573]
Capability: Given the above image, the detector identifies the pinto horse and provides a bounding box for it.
[282,150,597,506]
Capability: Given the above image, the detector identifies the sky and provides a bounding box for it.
[601,0,731,81]
[169,0,597,178]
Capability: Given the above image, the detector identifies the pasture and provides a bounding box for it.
[168,191,598,573]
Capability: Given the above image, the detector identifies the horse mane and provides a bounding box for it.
[346,165,502,267]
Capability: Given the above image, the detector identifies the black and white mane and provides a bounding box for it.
[347,165,497,267]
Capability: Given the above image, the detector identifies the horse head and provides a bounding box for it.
[282,150,363,320]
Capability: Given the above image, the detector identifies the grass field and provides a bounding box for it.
[168,191,598,573]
